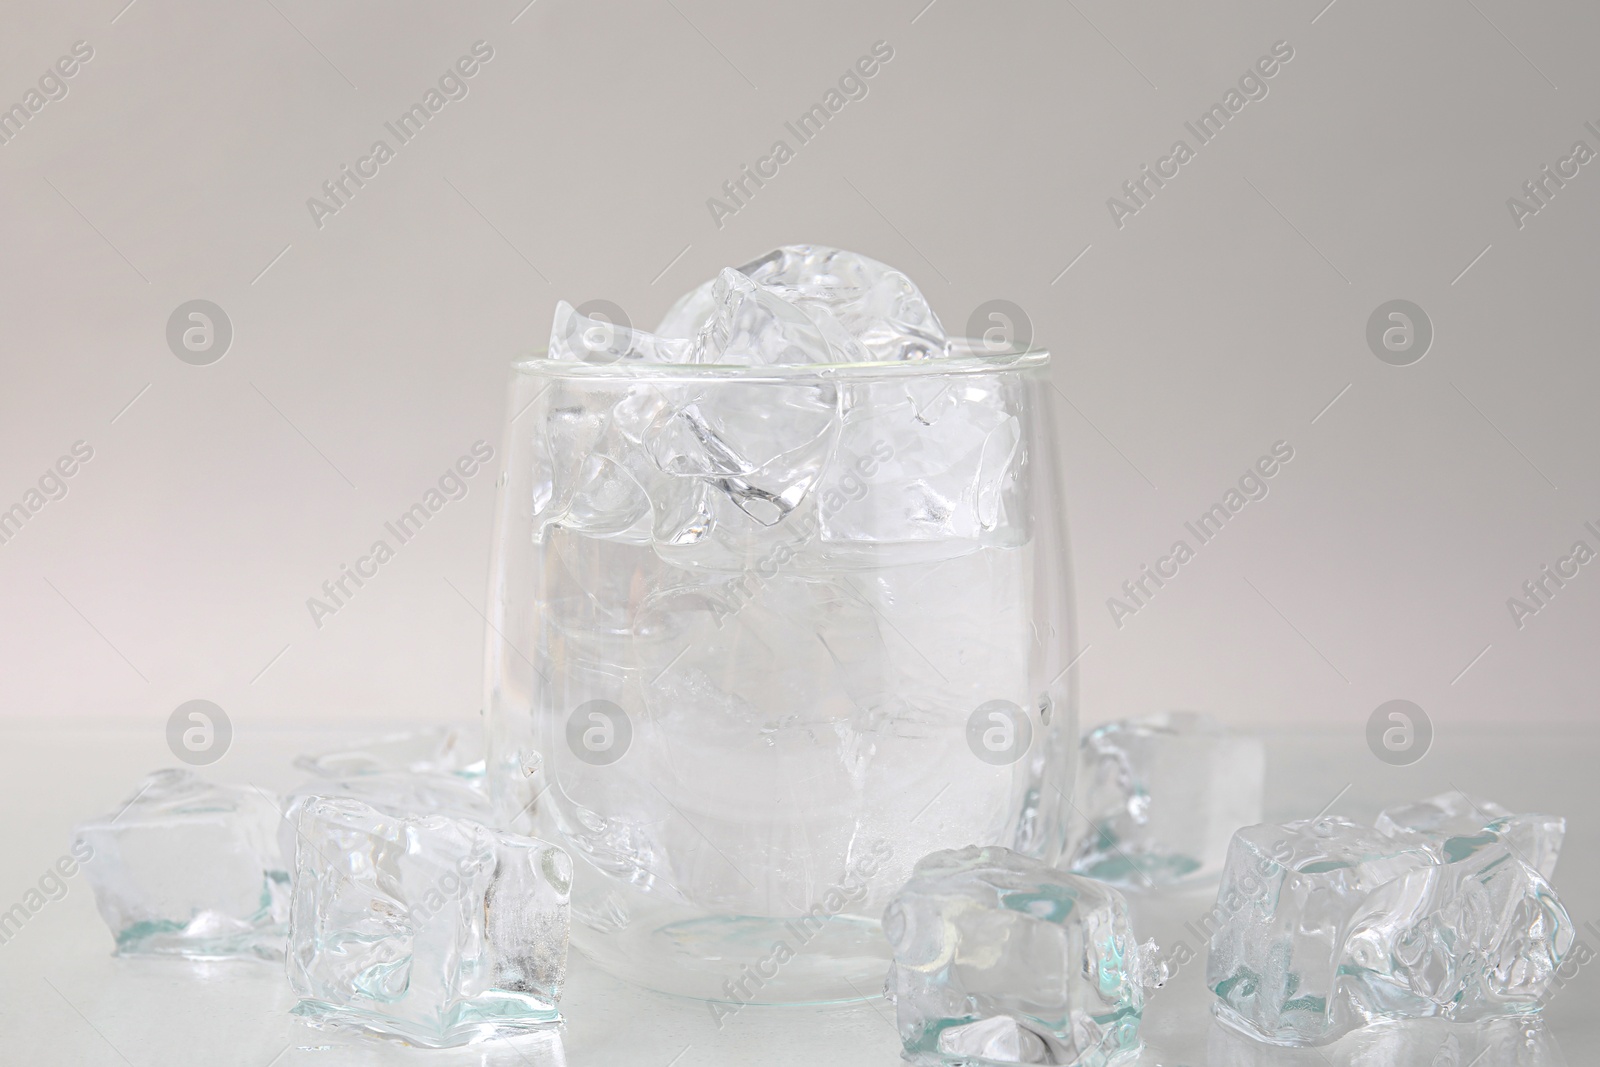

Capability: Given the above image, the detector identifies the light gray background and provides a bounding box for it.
[3,0,1597,736]
[5,0,1597,737]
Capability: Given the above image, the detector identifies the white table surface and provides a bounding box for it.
[1,725,1594,1066]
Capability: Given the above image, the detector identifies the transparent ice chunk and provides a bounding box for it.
[296,726,483,780]
[657,245,948,362]
[288,796,570,1047]
[73,769,289,960]
[550,238,954,580]
[530,370,845,552]
[530,381,657,546]
[557,451,654,540]
[541,247,966,549]
[1067,712,1265,888]
[1207,813,1575,1046]
[741,245,948,361]
[280,771,496,877]
[654,274,718,340]
[883,845,1149,1067]
[1375,792,1565,881]
[640,380,840,527]
[817,375,1026,549]
[685,267,845,365]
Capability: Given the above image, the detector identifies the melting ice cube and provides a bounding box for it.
[1375,791,1564,881]
[73,769,290,960]
[884,845,1150,1066]
[279,770,495,879]
[1207,809,1575,1046]
[1067,711,1265,888]
[288,796,570,1047]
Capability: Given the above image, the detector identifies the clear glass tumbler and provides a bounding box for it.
[483,339,1077,1003]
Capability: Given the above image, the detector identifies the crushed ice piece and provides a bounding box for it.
[884,845,1148,1067]
[1068,712,1265,888]
[73,769,290,960]
[288,796,570,1047]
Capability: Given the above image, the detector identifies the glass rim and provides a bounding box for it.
[509,338,1049,381]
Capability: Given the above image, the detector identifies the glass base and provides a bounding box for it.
[574,911,892,1005]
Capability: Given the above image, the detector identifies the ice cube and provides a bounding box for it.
[288,795,570,1047]
[1067,712,1265,888]
[279,771,496,879]
[548,362,842,548]
[817,374,1026,550]
[685,267,847,365]
[657,246,948,362]
[527,380,658,546]
[1375,792,1565,881]
[557,451,655,540]
[883,845,1149,1067]
[73,769,290,960]
[1207,813,1575,1046]
[654,273,718,340]
[639,379,840,528]
[295,726,483,780]
[544,247,967,544]
[740,245,948,361]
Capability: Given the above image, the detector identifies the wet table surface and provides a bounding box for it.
[1,724,1595,1066]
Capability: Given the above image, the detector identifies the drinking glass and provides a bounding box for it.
[483,339,1077,1002]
